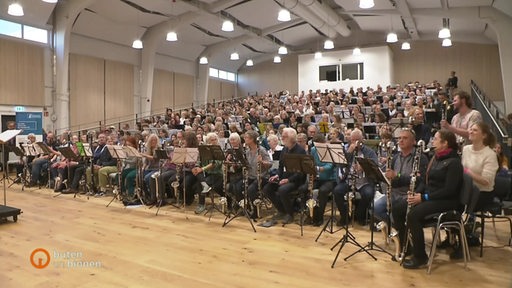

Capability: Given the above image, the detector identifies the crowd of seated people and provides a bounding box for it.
[6,82,511,263]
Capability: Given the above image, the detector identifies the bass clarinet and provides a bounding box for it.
[400,139,427,261]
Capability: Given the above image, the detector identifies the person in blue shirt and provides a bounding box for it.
[309,133,337,226]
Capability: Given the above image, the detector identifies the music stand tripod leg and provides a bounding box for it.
[316,193,343,241]
[222,177,256,232]
[331,193,377,267]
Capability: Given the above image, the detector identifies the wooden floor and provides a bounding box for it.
[1,182,511,288]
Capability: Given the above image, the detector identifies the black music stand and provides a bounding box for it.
[282,153,316,236]
[152,149,170,215]
[343,157,394,261]
[222,148,256,232]
[198,145,225,220]
[0,129,22,223]
[105,145,127,208]
[313,142,347,241]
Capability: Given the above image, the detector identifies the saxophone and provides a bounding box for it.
[305,173,316,218]
[346,140,362,221]
[171,164,181,201]
[220,161,228,214]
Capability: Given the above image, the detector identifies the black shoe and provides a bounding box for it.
[62,188,77,194]
[313,220,324,227]
[403,257,428,269]
[282,214,294,224]
[449,247,464,260]
[437,237,452,249]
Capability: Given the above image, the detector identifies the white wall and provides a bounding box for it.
[298,46,393,92]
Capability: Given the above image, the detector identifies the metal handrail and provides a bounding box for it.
[54,94,252,136]
[470,80,509,139]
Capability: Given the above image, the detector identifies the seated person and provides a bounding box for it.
[333,128,378,226]
[193,132,225,214]
[401,130,463,269]
[262,128,307,224]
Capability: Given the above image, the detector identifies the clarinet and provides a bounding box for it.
[384,141,401,261]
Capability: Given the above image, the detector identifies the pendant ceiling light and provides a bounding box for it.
[277,9,291,22]
[230,52,239,60]
[246,59,254,66]
[221,20,234,32]
[132,39,143,49]
[273,55,281,63]
[386,32,398,43]
[166,32,178,42]
[278,46,288,55]
[359,0,375,9]
[438,18,451,38]
[8,3,24,16]
[442,38,452,47]
[401,42,411,50]
[353,47,361,55]
[324,40,334,49]
[314,51,322,59]
[199,56,208,64]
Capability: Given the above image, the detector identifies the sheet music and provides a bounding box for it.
[106,145,127,159]
[82,143,93,157]
[313,142,347,165]
[20,143,38,156]
[172,147,199,163]
[122,146,142,158]
[0,129,22,143]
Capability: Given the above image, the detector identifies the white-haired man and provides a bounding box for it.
[262,128,307,225]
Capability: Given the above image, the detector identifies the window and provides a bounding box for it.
[209,68,218,77]
[23,25,48,44]
[209,67,236,82]
[319,65,339,82]
[227,72,236,82]
[218,70,227,80]
[0,18,49,44]
[341,63,364,81]
[0,19,22,38]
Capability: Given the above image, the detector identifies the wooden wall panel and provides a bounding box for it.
[391,41,504,101]
[152,69,174,114]
[174,73,194,109]
[105,60,134,125]
[208,78,221,103]
[69,54,104,129]
[0,38,44,106]
[221,81,235,100]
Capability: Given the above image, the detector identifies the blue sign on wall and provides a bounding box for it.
[16,112,43,135]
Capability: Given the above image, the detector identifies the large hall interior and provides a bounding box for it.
[0,0,511,287]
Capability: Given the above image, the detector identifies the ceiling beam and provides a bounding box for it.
[394,0,420,40]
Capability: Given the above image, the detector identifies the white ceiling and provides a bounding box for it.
[1,0,510,71]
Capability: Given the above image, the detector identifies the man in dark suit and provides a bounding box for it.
[263,127,307,224]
